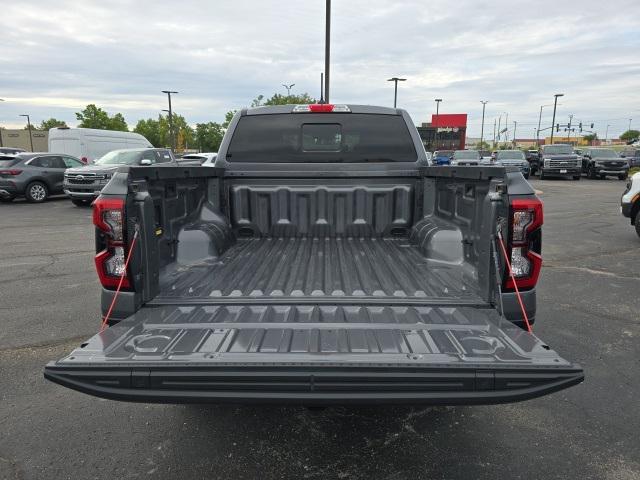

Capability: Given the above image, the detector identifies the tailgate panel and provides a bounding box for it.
[45,305,583,405]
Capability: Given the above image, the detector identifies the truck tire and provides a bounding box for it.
[539,169,545,180]
[588,165,597,179]
[636,211,640,238]
[573,175,581,180]
[25,181,49,203]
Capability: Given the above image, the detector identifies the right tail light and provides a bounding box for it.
[505,197,543,290]
[93,197,132,290]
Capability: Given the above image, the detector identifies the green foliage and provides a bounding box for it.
[475,140,490,150]
[75,104,129,131]
[195,122,225,152]
[38,118,68,130]
[132,113,194,150]
[620,129,639,142]
[583,133,598,143]
[223,110,237,129]
[261,92,316,106]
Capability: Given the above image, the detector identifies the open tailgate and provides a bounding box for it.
[45,305,583,405]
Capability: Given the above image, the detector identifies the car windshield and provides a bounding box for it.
[453,150,480,159]
[543,145,573,155]
[590,149,618,158]
[95,150,142,165]
[497,151,525,160]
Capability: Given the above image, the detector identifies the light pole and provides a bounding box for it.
[629,118,633,132]
[434,99,442,150]
[566,114,574,143]
[492,118,496,148]
[162,90,178,152]
[0,98,4,147]
[387,77,406,108]
[19,114,34,152]
[512,121,517,147]
[161,109,171,148]
[496,114,502,145]
[550,93,564,144]
[605,124,611,143]
[324,0,331,103]
[480,100,488,149]
[282,83,295,96]
[537,104,553,147]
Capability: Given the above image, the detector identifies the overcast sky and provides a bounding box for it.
[2,0,639,138]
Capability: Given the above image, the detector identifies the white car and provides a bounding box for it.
[621,171,640,238]
[176,152,218,166]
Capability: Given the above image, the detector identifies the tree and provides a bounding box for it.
[475,140,490,150]
[132,113,194,150]
[257,92,316,106]
[223,110,237,129]
[195,122,225,152]
[36,118,67,130]
[583,133,598,144]
[75,104,129,131]
[620,129,639,143]
[133,117,164,147]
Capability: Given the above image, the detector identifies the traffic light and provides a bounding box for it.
[579,122,583,132]
[556,124,560,132]
[590,123,594,129]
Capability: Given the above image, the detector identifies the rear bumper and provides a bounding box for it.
[44,363,584,406]
[0,182,20,198]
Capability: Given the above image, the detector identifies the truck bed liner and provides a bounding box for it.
[159,237,481,301]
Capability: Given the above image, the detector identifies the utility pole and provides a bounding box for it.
[492,118,496,148]
[629,118,633,132]
[605,124,611,143]
[387,77,406,108]
[497,115,502,145]
[162,90,178,152]
[567,114,574,143]
[19,114,34,151]
[434,99,442,150]
[320,73,324,103]
[550,93,564,144]
[512,121,517,147]
[0,98,4,147]
[282,83,295,96]
[480,100,488,148]
[504,113,509,143]
[324,0,331,103]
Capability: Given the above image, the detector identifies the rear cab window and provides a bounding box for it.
[227,113,417,163]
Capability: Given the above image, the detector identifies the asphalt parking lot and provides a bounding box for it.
[1,179,639,480]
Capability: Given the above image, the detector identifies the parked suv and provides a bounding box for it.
[620,148,640,168]
[495,150,531,179]
[621,171,640,237]
[451,149,480,165]
[0,153,84,202]
[64,148,176,206]
[581,148,629,180]
[531,144,581,180]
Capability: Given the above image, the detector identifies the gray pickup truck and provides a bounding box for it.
[64,148,176,206]
[531,144,581,180]
[45,104,583,405]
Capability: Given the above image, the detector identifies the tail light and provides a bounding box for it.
[93,197,132,289]
[505,197,543,290]
[0,169,22,175]
[292,104,351,113]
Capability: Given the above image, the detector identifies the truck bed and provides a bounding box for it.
[157,236,482,302]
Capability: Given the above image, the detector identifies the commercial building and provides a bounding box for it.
[417,114,467,151]
[0,129,48,151]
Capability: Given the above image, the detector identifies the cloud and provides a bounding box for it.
[1,0,639,137]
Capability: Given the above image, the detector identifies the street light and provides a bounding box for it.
[387,77,406,108]
[19,114,34,152]
[324,0,331,103]
[550,93,564,144]
[434,99,442,150]
[282,83,295,96]
[629,118,633,132]
[162,90,178,152]
[480,100,488,148]
[605,124,611,143]
[536,104,553,147]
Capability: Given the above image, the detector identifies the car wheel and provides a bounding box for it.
[573,175,581,180]
[588,166,597,179]
[25,182,48,203]
[71,199,91,207]
[539,169,545,180]
[524,173,530,179]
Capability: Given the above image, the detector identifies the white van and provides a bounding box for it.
[48,127,152,164]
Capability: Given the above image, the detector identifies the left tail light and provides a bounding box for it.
[505,197,543,290]
[93,197,132,289]
[0,169,22,175]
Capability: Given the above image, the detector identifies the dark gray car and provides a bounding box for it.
[0,153,84,203]
[64,148,176,206]
[580,148,629,180]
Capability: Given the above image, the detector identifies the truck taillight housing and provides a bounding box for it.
[505,198,543,290]
[93,197,131,289]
